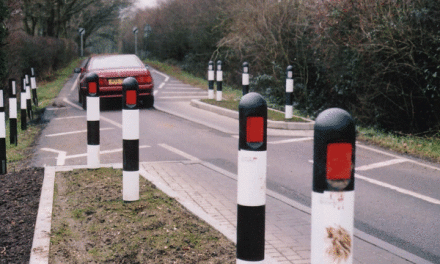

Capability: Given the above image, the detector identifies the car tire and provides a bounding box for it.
[142,95,154,108]
[81,91,87,110]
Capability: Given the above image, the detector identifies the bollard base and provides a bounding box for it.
[87,144,100,169]
[123,170,139,201]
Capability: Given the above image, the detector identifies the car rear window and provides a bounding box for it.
[88,55,143,70]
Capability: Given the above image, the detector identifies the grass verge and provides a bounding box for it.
[146,59,440,164]
[50,168,235,263]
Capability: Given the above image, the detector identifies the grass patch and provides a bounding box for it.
[358,127,440,163]
[50,168,235,263]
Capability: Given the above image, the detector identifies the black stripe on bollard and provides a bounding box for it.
[208,61,215,99]
[8,79,17,145]
[236,205,265,261]
[86,72,100,169]
[122,77,140,202]
[311,107,356,264]
[123,139,139,171]
[237,92,267,263]
[242,62,249,96]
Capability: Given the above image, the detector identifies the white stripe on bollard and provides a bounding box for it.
[237,150,266,206]
[123,110,139,139]
[123,170,139,201]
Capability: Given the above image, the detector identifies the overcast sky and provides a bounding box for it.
[134,0,158,9]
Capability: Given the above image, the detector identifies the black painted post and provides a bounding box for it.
[285,65,294,119]
[311,108,356,264]
[8,79,17,145]
[216,60,223,101]
[237,92,267,263]
[122,77,140,201]
[86,72,100,169]
[242,62,249,96]
[208,61,215,99]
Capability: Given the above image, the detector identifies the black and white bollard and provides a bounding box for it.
[8,79,17,145]
[237,92,267,263]
[216,60,223,101]
[311,108,356,264]
[285,65,294,119]
[24,73,33,120]
[242,62,249,96]
[208,60,215,100]
[30,67,38,106]
[21,76,27,131]
[0,86,6,174]
[86,72,100,169]
[122,77,140,202]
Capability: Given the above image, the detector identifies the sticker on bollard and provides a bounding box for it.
[237,92,267,263]
[311,108,355,264]
[86,72,100,169]
[122,77,140,202]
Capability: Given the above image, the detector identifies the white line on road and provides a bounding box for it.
[153,69,170,82]
[159,96,208,99]
[70,75,80,92]
[40,148,67,166]
[307,159,440,205]
[268,137,313,144]
[101,116,122,128]
[54,115,85,120]
[65,145,151,160]
[158,82,166,89]
[158,143,200,162]
[356,159,407,171]
[356,173,440,205]
[45,127,114,137]
[357,143,440,172]
[63,98,82,110]
[161,91,206,94]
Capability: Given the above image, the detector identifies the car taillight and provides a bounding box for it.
[135,75,152,84]
[99,77,108,87]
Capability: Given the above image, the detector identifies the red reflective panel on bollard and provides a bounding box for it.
[89,82,97,94]
[246,117,264,143]
[326,143,352,180]
[126,90,136,105]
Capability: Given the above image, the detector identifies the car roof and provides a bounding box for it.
[88,54,144,70]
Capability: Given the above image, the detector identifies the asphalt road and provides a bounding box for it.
[33,69,440,263]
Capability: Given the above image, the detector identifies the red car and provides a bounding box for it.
[75,54,154,109]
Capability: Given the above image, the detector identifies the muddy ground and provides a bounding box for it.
[0,168,44,264]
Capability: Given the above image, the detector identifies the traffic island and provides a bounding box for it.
[192,99,314,130]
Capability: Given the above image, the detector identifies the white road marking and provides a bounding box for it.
[70,75,80,92]
[161,91,206,94]
[41,146,150,166]
[152,69,170,82]
[159,96,207,99]
[357,143,440,172]
[356,173,440,205]
[63,98,82,110]
[54,115,85,120]
[356,159,407,171]
[40,148,67,166]
[158,82,166,89]
[45,127,114,137]
[307,159,440,205]
[101,116,122,128]
[163,87,201,90]
[158,143,200,162]
[268,137,313,144]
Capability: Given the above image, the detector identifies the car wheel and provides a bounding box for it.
[81,92,87,110]
[142,95,154,108]
[78,88,82,104]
